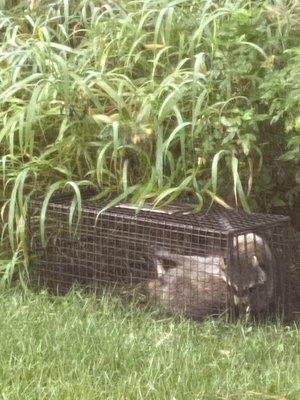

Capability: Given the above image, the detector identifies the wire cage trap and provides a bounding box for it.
[28,195,300,322]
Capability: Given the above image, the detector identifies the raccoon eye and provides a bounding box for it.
[248,286,256,294]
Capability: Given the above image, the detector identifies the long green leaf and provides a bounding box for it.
[231,156,250,212]
[95,185,140,223]
[211,150,229,193]
[40,182,65,247]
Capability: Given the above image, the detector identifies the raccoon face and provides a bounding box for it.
[223,233,273,292]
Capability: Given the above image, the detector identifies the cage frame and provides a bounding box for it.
[27,193,299,322]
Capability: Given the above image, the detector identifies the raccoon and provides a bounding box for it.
[146,256,230,320]
[146,233,275,318]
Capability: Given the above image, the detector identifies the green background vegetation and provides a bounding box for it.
[1,0,300,206]
[1,0,300,277]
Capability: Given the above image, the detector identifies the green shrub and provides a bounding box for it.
[0,1,299,279]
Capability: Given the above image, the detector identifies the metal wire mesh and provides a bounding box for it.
[28,195,300,322]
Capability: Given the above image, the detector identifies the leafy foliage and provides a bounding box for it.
[0,0,299,279]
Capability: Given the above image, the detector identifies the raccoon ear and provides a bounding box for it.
[220,258,227,271]
[251,256,266,282]
[251,255,259,268]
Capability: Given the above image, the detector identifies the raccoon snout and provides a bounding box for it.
[234,294,250,312]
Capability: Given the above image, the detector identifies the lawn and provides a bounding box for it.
[0,289,299,400]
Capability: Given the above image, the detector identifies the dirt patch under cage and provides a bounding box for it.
[28,195,300,322]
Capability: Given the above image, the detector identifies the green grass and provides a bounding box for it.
[1,0,300,281]
[0,289,299,400]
